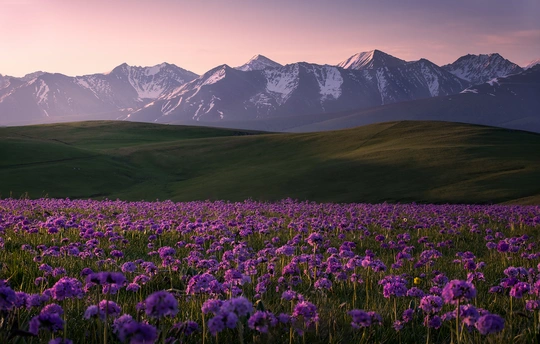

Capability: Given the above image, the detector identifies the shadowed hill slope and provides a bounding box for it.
[1,120,539,204]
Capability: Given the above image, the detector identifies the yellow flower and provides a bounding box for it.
[414,277,422,285]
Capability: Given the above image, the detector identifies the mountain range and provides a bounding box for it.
[0,50,538,132]
[0,63,197,125]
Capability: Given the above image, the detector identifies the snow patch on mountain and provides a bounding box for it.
[311,66,343,100]
[460,88,479,94]
[35,80,50,105]
[145,63,166,76]
[375,69,389,104]
[487,78,500,86]
[75,76,113,99]
[419,62,440,96]
[264,64,299,105]
[203,67,226,86]
[162,97,183,116]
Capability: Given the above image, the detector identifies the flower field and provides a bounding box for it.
[1,198,539,343]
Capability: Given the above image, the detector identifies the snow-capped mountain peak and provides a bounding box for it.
[524,58,540,70]
[337,49,406,70]
[442,53,523,85]
[108,62,198,99]
[235,55,282,71]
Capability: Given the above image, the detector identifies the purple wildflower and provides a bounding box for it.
[172,320,199,336]
[202,299,223,315]
[126,283,141,292]
[424,315,442,329]
[349,309,372,328]
[158,246,176,260]
[29,313,64,335]
[220,296,253,317]
[41,303,64,315]
[84,305,102,320]
[99,300,122,318]
[49,339,73,344]
[314,278,332,290]
[144,290,178,318]
[383,282,408,298]
[441,280,477,305]
[419,295,443,314]
[306,233,323,247]
[293,301,319,326]
[509,282,530,298]
[475,314,505,335]
[248,310,278,333]
[0,286,16,310]
[87,272,126,286]
[121,262,137,273]
[51,277,83,301]
[526,300,540,311]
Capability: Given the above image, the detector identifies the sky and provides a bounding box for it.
[1,0,539,77]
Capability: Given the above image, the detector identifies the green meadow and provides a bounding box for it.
[1,120,540,204]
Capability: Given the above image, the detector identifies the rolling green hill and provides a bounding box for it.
[1,120,540,204]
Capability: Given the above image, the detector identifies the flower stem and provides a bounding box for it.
[456,300,460,344]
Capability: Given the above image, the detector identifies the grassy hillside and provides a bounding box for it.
[1,120,540,204]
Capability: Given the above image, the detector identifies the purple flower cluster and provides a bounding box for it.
[1,199,540,342]
[205,297,253,335]
[292,301,319,327]
[144,290,178,318]
[441,280,477,305]
[113,314,158,343]
[29,304,64,335]
[349,309,382,329]
[248,310,278,333]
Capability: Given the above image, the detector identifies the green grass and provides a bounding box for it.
[1,120,540,204]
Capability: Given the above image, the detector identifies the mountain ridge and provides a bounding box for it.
[442,53,523,85]
[0,50,533,129]
[128,59,468,124]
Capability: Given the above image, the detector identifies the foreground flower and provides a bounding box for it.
[171,320,199,336]
[207,312,238,335]
[51,277,83,301]
[87,272,126,286]
[99,300,122,318]
[248,310,278,333]
[349,309,372,328]
[113,314,158,343]
[29,313,64,335]
[0,286,16,310]
[293,301,319,327]
[220,296,253,318]
[420,295,443,314]
[49,339,73,344]
[441,280,476,305]
[144,290,178,318]
[475,314,505,335]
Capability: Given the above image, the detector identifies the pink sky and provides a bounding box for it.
[1,0,539,77]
